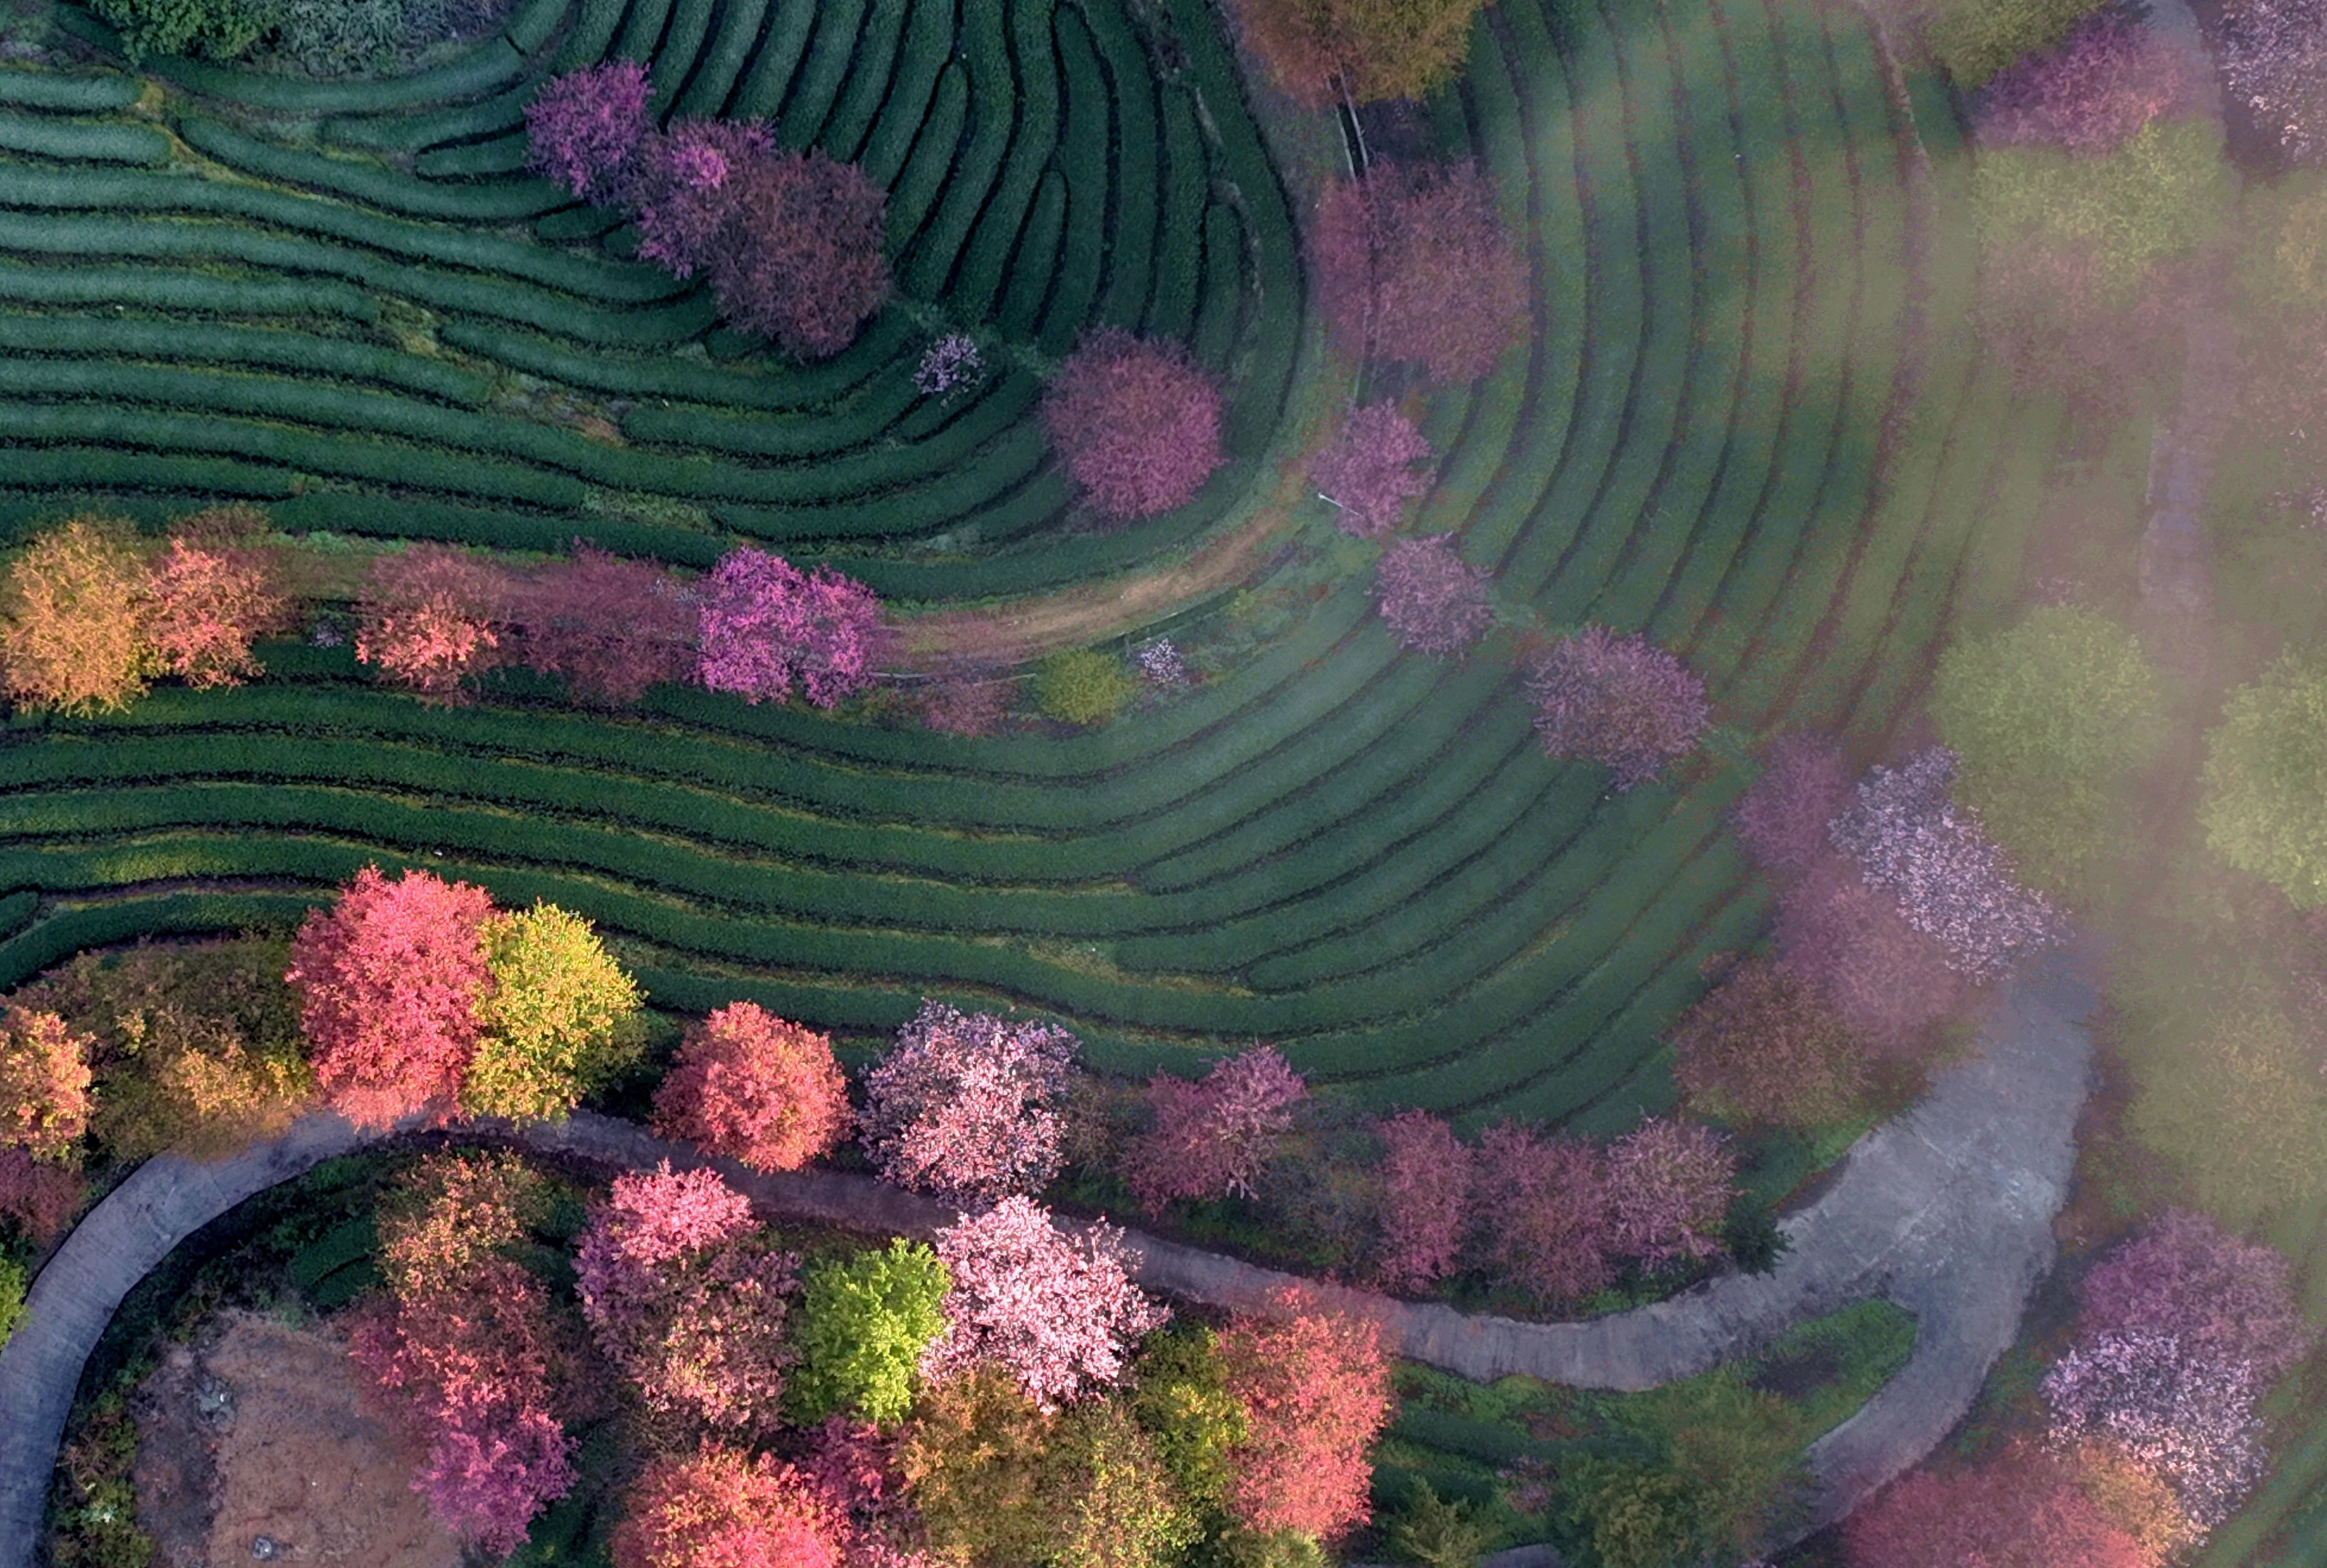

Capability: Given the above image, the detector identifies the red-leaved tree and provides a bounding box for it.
[1842,1442,2149,1568]
[0,1006,92,1164]
[860,1002,1081,1204]
[524,58,653,202]
[694,547,885,709]
[1311,401,1435,537]
[1729,731,1851,884]
[1371,1108,1474,1294]
[1669,957,1871,1128]
[1524,625,1711,789]
[1972,10,2196,154]
[284,865,496,1133]
[1042,328,1227,520]
[508,546,696,704]
[705,149,890,359]
[1217,1286,1393,1540]
[354,545,514,701]
[1311,161,1529,386]
[0,1148,86,1242]
[1120,1045,1307,1215]
[1775,852,1968,1058]
[650,1002,852,1173]
[147,517,294,690]
[572,1161,799,1438]
[1603,1116,1736,1267]
[619,117,776,278]
[921,1194,1167,1410]
[1374,533,1494,656]
[1471,1121,1613,1305]
[796,1416,923,1568]
[611,1445,845,1568]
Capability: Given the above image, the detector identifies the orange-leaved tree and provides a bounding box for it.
[1216,1285,1393,1541]
[1228,0,1491,107]
[0,1005,93,1164]
[147,506,296,690]
[0,515,157,714]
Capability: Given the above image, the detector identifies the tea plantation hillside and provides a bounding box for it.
[0,0,2055,1131]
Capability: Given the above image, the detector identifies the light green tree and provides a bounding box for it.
[462,904,644,1122]
[1035,648,1136,727]
[2202,651,2327,907]
[2130,1008,2327,1230]
[784,1237,951,1427]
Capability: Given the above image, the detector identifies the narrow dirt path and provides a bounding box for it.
[0,936,2093,1566]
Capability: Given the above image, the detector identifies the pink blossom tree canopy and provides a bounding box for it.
[524,59,653,202]
[2224,0,2327,160]
[508,546,697,704]
[1603,1116,1736,1267]
[1375,534,1493,657]
[1120,1045,1308,1215]
[920,1195,1168,1409]
[2076,1209,2317,1383]
[1524,625,1710,789]
[1311,160,1530,385]
[354,545,514,701]
[1973,10,2196,154]
[618,118,776,277]
[1371,1109,1474,1294]
[650,1002,852,1173]
[1216,1286,1394,1540]
[284,865,496,1133]
[695,547,885,708]
[1311,401,1435,537]
[703,149,891,359]
[611,1445,845,1568]
[1729,731,1851,883]
[859,1002,1081,1204]
[2042,1331,2270,1527]
[1842,1442,2149,1568]
[1472,1121,1613,1304]
[1827,746,2064,980]
[1041,328,1226,519]
[1775,852,1969,1058]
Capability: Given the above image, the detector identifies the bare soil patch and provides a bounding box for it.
[132,1310,458,1568]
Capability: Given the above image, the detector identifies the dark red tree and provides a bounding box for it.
[1311,161,1530,385]
[1668,957,1871,1128]
[650,1001,852,1173]
[1471,1121,1613,1304]
[1972,10,2196,154]
[0,1147,85,1242]
[1375,533,1494,657]
[507,546,696,704]
[1120,1045,1308,1215]
[1041,328,1227,520]
[284,865,496,1133]
[1524,625,1710,789]
[1729,731,1851,884]
[1774,852,1968,1058]
[705,150,890,359]
[617,117,777,279]
[1311,401,1435,538]
[1842,1443,2148,1568]
[1370,1108,1474,1294]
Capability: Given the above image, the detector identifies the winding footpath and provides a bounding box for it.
[0,939,2095,1565]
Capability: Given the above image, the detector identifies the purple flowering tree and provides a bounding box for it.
[859,1002,1082,1204]
[695,547,885,708]
[1775,853,1968,1058]
[1311,402,1435,538]
[1826,747,2064,980]
[523,59,653,203]
[1119,1045,1308,1215]
[619,118,776,277]
[2042,1330,2270,1527]
[1603,1116,1735,1267]
[1729,732,1851,884]
[1042,330,1226,519]
[1972,11,2196,154]
[1132,637,1189,687]
[914,333,985,398]
[1375,534,1492,656]
[2224,0,2327,160]
[1523,626,1710,789]
[2076,1209,2318,1381]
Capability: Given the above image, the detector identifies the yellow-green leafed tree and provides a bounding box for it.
[462,903,645,1122]
[2130,1008,2327,1230]
[1227,0,1490,108]
[2201,650,2327,907]
[0,516,158,716]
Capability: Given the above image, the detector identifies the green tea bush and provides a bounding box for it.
[1930,606,2165,896]
[268,0,404,74]
[87,0,283,62]
[1034,647,1135,727]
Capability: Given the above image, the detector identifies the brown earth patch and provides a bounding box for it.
[132,1309,458,1568]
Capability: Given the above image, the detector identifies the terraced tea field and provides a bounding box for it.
[0,0,2058,1133]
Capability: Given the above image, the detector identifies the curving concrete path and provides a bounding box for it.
[0,943,2094,1566]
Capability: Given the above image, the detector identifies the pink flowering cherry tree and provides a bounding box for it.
[859,1002,1082,1204]
[1370,1109,1474,1294]
[1524,625,1710,789]
[1120,1045,1308,1215]
[2076,1209,2319,1380]
[1775,852,1968,1058]
[1311,402,1435,537]
[523,59,653,202]
[919,1195,1167,1409]
[1603,1116,1736,1267]
[1972,10,2195,154]
[695,547,886,708]
[2042,1330,2270,1527]
[619,117,777,277]
[1375,534,1494,657]
[1472,1121,1614,1304]
[1729,731,1851,884]
[1041,328,1226,519]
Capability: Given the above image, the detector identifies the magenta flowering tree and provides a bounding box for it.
[695,547,885,708]
[1729,732,1851,884]
[1119,1045,1308,1215]
[859,1002,1082,1204]
[1524,626,1710,789]
[2042,1331,2270,1527]
[1311,402,1435,537]
[1472,1121,1613,1304]
[1371,1109,1473,1294]
[1603,1116,1735,1267]
[523,59,653,202]
[1775,853,1968,1057]
[1375,534,1493,657]
[2224,0,2327,160]
[1827,747,2064,980]
[2076,1209,2317,1381]
[1041,328,1226,519]
[1972,11,2195,154]
[919,1195,1168,1408]
[619,118,776,277]
[572,1162,799,1437]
